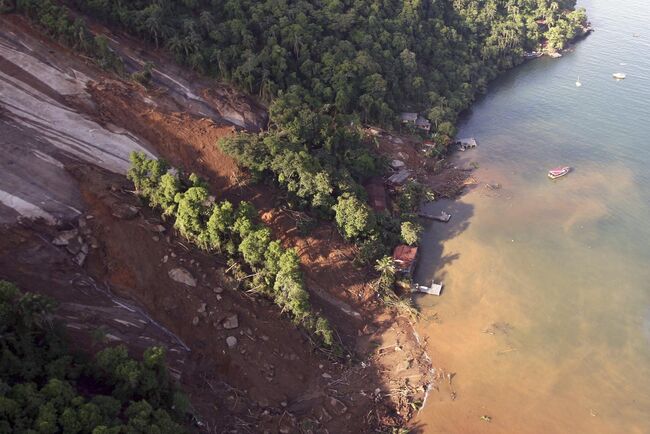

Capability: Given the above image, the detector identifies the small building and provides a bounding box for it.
[401,113,431,131]
[400,112,418,124]
[364,180,388,212]
[393,245,419,277]
[415,116,431,132]
[386,169,411,188]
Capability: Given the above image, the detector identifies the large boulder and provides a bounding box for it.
[52,229,78,246]
[111,203,139,220]
[222,314,239,330]
[168,267,197,287]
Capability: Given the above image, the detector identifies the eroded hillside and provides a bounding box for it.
[0,13,433,432]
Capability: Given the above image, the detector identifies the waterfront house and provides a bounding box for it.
[393,245,419,277]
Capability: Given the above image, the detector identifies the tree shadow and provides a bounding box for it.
[413,193,474,288]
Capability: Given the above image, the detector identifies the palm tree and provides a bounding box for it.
[375,256,397,292]
[375,256,396,277]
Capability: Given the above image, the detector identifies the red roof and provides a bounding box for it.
[393,245,418,272]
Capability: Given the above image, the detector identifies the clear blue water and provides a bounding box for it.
[416,1,650,432]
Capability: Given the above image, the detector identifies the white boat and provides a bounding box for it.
[576,76,582,87]
[548,166,571,179]
[613,72,627,80]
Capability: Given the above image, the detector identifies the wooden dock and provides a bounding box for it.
[457,137,478,151]
[412,282,443,296]
[418,211,451,222]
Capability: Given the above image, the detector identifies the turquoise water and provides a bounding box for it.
[415,1,650,432]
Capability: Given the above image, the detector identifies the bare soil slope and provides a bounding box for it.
[0,13,433,432]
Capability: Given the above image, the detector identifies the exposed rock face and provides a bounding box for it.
[168,267,197,287]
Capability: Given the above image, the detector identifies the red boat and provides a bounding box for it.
[548,166,571,179]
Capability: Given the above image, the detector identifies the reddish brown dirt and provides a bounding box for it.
[66,163,431,432]
[86,79,244,194]
[76,39,434,431]
[0,12,434,432]
[84,77,383,345]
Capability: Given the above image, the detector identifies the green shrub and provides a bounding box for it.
[400,221,423,246]
[333,193,376,240]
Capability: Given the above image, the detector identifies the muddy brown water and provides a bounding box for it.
[413,1,650,432]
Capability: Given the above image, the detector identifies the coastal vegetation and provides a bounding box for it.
[127,152,335,348]
[4,0,588,260]
[0,280,189,433]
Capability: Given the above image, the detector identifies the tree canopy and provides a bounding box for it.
[0,280,189,433]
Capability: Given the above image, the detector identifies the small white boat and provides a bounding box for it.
[613,72,627,80]
[576,76,582,87]
[548,166,571,179]
[549,52,563,59]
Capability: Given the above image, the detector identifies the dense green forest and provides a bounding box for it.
[0,280,190,433]
[56,0,586,126]
[4,0,587,255]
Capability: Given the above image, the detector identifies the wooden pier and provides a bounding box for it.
[418,211,451,222]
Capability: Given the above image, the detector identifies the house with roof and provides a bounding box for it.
[400,112,418,124]
[401,112,431,132]
[393,244,419,277]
